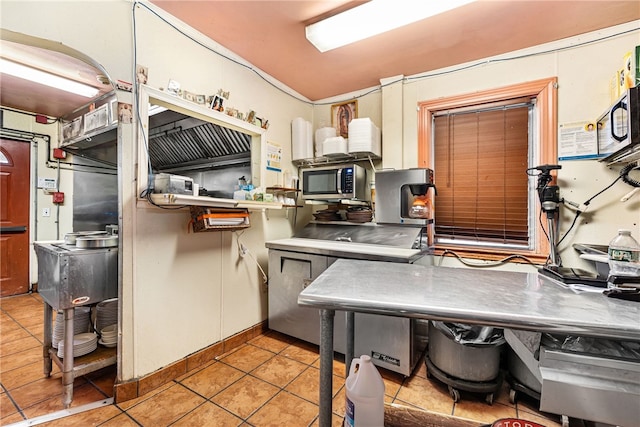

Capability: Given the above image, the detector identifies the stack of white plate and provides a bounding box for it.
[57,332,98,358]
[348,118,381,157]
[99,324,117,348]
[95,298,118,333]
[52,307,91,349]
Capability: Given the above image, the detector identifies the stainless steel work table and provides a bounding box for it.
[298,259,640,427]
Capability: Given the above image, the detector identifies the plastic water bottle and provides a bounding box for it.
[607,229,640,288]
[344,355,385,427]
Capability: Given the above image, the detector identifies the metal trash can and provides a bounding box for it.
[425,321,505,404]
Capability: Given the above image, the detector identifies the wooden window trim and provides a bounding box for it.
[418,78,557,263]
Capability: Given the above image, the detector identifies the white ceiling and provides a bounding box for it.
[1,1,639,118]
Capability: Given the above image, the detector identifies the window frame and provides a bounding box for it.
[417,78,557,263]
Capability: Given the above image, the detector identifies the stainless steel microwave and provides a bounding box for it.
[301,164,368,200]
[598,85,640,162]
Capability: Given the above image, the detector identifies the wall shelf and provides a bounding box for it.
[147,193,283,210]
[292,152,380,167]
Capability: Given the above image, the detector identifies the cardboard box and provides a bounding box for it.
[190,206,250,232]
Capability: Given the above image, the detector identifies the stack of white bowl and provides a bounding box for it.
[57,332,98,358]
[99,324,117,348]
[95,298,118,333]
[52,307,91,349]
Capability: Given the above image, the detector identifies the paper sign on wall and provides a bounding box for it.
[266,141,282,172]
[558,121,599,161]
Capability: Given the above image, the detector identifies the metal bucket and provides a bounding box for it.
[64,231,107,245]
[506,347,542,393]
[428,321,504,382]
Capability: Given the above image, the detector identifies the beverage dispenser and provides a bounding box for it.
[374,168,436,226]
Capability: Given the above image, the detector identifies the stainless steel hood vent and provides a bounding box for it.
[60,97,252,171]
[148,112,251,172]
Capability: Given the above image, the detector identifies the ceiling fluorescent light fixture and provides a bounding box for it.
[0,58,99,98]
[306,0,475,52]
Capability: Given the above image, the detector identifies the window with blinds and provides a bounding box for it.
[433,100,531,248]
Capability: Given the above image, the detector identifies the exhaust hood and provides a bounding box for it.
[60,92,252,171]
[147,108,251,172]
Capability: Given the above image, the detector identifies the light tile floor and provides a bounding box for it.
[2,293,566,426]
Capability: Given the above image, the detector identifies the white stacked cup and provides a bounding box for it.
[100,324,118,348]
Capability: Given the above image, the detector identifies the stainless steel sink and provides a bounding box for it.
[34,241,118,310]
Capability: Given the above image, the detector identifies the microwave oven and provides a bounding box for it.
[597,85,640,162]
[301,164,368,200]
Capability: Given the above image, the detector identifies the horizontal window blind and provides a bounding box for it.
[433,103,530,246]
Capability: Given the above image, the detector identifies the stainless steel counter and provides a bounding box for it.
[299,259,639,340]
[266,233,430,376]
[298,259,640,427]
[265,238,424,263]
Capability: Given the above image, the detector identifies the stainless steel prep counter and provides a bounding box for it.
[265,237,425,263]
[298,259,640,427]
[266,235,430,376]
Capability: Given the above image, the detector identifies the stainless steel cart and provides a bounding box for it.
[35,241,118,408]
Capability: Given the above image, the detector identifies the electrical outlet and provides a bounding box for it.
[42,208,50,217]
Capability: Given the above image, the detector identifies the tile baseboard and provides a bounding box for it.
[114,320,268,404]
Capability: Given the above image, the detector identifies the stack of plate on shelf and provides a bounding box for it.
[57,332,98,358]
[95,298,118,333]
[52,307,91,349]
[346,207,373,223]
[99,324,117,348]
[348,118,381,157]
[313,209,342,222]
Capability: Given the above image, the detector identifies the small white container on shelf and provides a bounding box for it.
[323,136,348,156]
[315,126,335,157]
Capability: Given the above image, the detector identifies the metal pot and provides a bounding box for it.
[64,231,108,245]
[506,347,542,393]
[75,235,118,249]
[428,321,504,382]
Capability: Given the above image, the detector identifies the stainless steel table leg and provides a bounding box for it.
[43,303,53,377]
[62,308,75,408]
[319,309,335,427]
[345,311,354,378]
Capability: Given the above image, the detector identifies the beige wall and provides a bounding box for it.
[340,21,640,271]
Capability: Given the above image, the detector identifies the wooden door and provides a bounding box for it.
[0,138,31,296]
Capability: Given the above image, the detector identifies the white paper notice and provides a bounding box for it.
[558,121,598,160]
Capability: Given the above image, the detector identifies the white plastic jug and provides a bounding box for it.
[344,355,385,427]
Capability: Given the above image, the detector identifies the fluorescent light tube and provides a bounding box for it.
[306,0,475,52]
[0,58,99,98]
